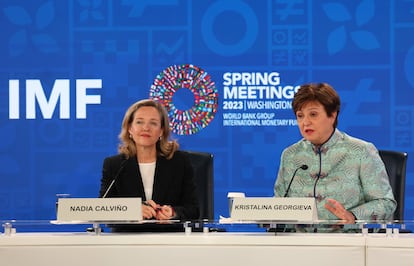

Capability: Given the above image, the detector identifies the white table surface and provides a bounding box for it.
[0,232,367,266]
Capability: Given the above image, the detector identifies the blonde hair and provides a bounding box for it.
[118,99,179,159]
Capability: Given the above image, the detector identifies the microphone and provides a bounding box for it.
[283,164,308,197]
[102,159,128,198]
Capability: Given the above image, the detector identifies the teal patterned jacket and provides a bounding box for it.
[274,129,397,220]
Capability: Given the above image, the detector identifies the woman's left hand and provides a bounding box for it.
[324,198,356,223]
[155,205,175,220]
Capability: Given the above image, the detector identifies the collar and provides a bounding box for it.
[304,129,344,155]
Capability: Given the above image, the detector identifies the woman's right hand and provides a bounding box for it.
[142,200,158,219]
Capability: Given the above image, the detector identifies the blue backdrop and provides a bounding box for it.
[0,0,413,225]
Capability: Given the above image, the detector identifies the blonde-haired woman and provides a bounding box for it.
[100,99,199,231]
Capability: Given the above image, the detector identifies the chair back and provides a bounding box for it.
[186,151,214,220]
[378,149,408,220]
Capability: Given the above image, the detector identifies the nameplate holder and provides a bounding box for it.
[230,197,318,222]
[57,198,142,222]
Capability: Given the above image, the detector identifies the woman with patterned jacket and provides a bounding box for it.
[274,83,396,222]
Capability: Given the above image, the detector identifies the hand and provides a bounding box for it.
[142,200,175,220]
[155,205,175,220]
[324,198,356,223]
[142,200,158,219]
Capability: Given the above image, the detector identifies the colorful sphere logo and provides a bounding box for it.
[150,64,218,135]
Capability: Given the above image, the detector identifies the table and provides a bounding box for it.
[0,232,366,266]
[366,234,414,266]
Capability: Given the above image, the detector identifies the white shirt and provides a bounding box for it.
[139,162,156,200]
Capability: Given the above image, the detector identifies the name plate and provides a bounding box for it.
[230,197,318,222]
[57,198,142,222]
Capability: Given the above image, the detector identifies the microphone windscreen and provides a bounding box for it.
[301,164,308,170]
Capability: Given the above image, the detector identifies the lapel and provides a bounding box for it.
[124,156,146,200]
[151,155,168,202]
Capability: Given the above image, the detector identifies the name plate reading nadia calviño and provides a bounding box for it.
[57,197,142,222]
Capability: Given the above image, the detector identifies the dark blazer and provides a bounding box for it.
[100,150,200,222]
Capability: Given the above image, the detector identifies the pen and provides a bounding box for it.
[143,201,162,211]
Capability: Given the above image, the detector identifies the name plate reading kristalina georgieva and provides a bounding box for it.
[57,198,143,222]
[230,197,318,222]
